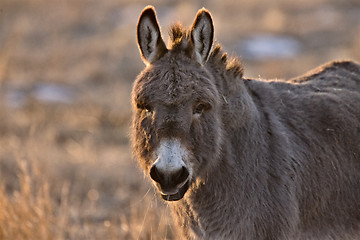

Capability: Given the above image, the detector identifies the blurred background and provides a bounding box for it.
[0,0,359,239]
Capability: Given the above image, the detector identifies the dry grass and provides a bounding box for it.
[0,157,175,240]
[0,0,359,239]
[0,160,56,240]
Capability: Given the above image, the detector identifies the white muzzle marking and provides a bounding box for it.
[154,139,188,174]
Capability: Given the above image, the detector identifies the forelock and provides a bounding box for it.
[168,23,190,49]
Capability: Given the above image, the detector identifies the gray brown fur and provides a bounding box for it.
[131,6,360,240]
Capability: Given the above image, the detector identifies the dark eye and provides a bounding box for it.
[193,103,209,115]
[137,102,152,113]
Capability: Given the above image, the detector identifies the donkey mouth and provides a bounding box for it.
[160,181,189,201]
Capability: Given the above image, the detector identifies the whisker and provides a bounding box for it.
[136,194,152,240]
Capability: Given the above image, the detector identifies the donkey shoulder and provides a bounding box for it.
[289,60,360,87]
[245,60,360,140]
[261,60,360,107]
[243,61,360,102]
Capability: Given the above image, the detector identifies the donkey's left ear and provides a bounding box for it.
[190,8,214,65]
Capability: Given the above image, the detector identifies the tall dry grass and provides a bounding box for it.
[0,146,175,240]
[0,159,59,239]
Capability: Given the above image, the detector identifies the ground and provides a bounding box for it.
[0,0,359,239]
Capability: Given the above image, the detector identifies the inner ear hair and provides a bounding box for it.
[137,6,167,64]
[190,9,214,65]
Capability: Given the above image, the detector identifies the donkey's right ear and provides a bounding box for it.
[137,6,168,65]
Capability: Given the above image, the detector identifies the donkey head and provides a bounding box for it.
[132,6,223,201]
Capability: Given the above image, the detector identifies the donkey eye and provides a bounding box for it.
[193,103,207,115]
[144,105,152,113]
[137,102,153,113]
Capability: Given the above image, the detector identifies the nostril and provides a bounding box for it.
[173,166,189,185]
[150,165,162,183]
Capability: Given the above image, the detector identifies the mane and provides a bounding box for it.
[168,23,244,78]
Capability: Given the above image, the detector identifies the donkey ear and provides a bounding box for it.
[190,8,214,65]
[137,6,168,65]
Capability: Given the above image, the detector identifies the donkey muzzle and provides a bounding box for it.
[150,139,191,201]
[150,164,189,201]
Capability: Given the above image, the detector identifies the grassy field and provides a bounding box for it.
[0,0,359,239]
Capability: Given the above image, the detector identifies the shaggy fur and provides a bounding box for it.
[132,6,360,240]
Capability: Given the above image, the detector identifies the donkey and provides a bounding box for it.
[131,6,360,240]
